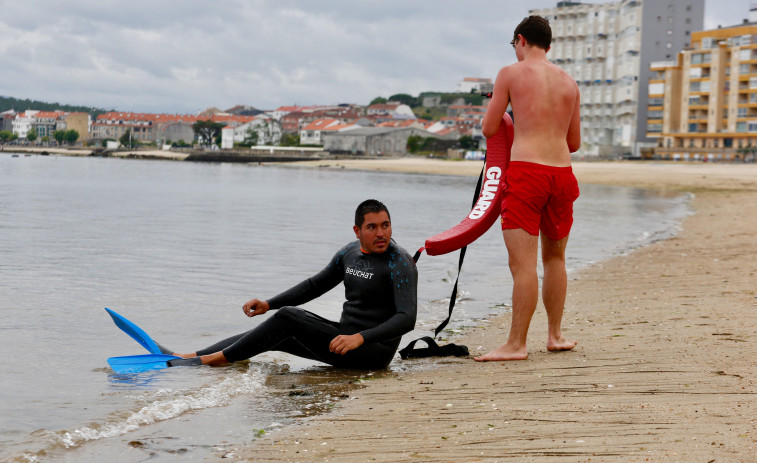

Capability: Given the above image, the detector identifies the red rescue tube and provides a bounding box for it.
[424,114,513,256]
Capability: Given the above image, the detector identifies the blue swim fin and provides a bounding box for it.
[107,354,180,373]
[105,307,162,354]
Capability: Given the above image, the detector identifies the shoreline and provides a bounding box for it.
[230,159,757,461]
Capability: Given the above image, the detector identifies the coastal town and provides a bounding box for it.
[0,80,492,160]
[2,1,757,163]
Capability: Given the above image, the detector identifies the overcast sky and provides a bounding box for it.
[0,0,750,114]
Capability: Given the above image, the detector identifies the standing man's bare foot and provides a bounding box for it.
[474,344,528,362]
[546,336,577,352]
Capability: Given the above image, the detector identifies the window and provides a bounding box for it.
[740,64,750,74]
[749,122,757,132]
[738,107,748,117]
[736,122,746,132]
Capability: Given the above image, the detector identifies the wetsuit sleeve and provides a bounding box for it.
[266,249,344,310]
[359,253,418,344]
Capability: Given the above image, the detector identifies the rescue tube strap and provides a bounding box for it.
[399,336,469,359]
[401,156,487,359]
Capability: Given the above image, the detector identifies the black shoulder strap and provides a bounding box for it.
[400,154,487,359]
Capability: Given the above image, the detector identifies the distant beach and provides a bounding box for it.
[234,159,757,462]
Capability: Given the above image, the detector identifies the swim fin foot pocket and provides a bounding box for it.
[156,342,174,355]
[167,357,203,367]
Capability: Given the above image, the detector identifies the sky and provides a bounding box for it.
[0,0,751,114]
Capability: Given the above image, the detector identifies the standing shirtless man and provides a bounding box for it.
[475,15,581,361]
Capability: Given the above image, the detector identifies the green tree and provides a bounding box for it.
[279,132,300,146]
[53,130,66,144]
[458,135,476,150]
[369,97,387,105]
[26,128,38,143]
[407,134,425,153]
[119,129,133,147]
[0,130,13,143]
[64,129,79,145]
[388,93,417,107]
[192,119,225,146]
[241,126,259,147]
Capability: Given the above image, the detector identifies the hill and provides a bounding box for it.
[0,96,110,117]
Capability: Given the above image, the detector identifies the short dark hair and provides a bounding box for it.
[355,199,390,227]
[513,15,552,50]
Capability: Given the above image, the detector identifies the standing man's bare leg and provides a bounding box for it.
[541,234,577,352]
[475,228,538,361]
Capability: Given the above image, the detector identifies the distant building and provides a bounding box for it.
[11,111,39,139]
[220,116,282,148]
[456,77,493,94]
[91,112,257,144]
[62,113,90,141]
[299,118,359,146]
[646,13,757,161]
[323,127,438,155]
[530,0,705,157]
[225,105,263,116]
[0,110,15,132]
[366,102,416,119]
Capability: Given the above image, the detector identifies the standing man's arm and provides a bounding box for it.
[566,85,581,153]
[482,66,512,139]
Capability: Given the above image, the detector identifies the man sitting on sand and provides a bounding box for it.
[475,15,580,361]
[166,199,418,370]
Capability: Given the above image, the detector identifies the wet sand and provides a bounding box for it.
[227,159,757,461]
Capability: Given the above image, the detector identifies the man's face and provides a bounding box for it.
[354,211,392,254]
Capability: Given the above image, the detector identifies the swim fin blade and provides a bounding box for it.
[107,354,181,373]
[104,307,162,354]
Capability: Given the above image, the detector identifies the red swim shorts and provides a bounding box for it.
[500,161,580,240]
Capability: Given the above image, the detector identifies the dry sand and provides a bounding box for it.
[226,159,757,462]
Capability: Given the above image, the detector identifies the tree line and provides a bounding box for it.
[0,96,110,118]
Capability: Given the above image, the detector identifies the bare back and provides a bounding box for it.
[483,51,581,167]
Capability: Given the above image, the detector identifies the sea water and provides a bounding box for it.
[0,153,690,461]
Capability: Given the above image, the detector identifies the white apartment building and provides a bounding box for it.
[11,110,38,139]
[531,0,704,157]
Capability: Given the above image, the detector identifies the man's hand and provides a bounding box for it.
[242,299,269,318]
[329,333,364,355]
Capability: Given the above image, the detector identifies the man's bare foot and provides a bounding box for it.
[174,352,197,359]
[547,336,577,352]
[474,344,528,362]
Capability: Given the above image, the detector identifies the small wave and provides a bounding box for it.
[54,369,263,449]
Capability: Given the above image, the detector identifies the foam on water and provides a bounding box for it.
[9,369,264,462]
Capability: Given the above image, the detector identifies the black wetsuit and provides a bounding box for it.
[195,240,418,369]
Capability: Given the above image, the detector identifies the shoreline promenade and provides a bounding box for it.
[231,159,757,462]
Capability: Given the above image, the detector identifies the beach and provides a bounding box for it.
[231,159,757,462]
